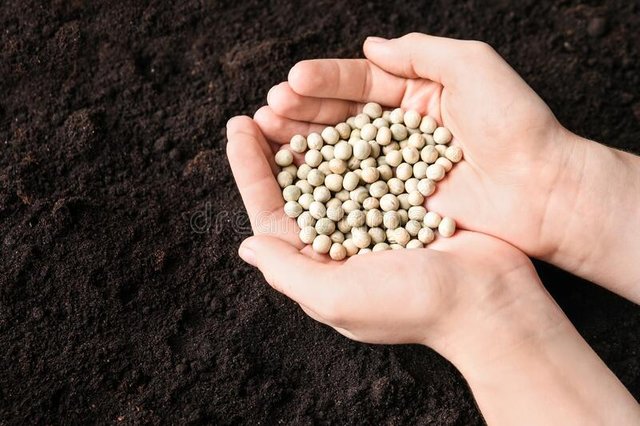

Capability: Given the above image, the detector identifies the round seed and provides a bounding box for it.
[389,108,404,124]
[275,150,293,167]
[334,141,353,160]
[290,134,307,153]
[312,234,332,254]
[385,150,403,167]
[369,181,389,198]
[406,239,424,249]
[419,116,438,133]
[418,179,436,196]
[283,185,302,202]
[326,205,345,222]
[296,179,313,194]
[297,211,316,228]
[413,162,428,179]
[405,220,422,237]
[372,242,390,252]
[368,227,386,244]
[352,226,372,249]
[347,210,366,228]
[360,123,377,141]
[377,164,393,181]
[307,132,323,150]
[330,230,345,244]
[376,126,392,145]
[320,145,335,161]
[390,123,408,141]
[438,217,456,237]
[297,164,311,179]
[362,197,379,210]
[353,140,372,160]
[383,211,400,229]
[299,226,317,244]
[445,145,463,163]
[335,122,352,139]
[363,102,383,119]
[395,163,413,181]
[343,239,358,257]
[408,133,425,149]
[313,186,331,203]
[277,171,294,188]
[329,243,347,260]
[299,193,314,209]
[309,201,327,219]
[433,127,452,144]
[325,174,343,192]
[404,110,421,129]
[402,146,420,164]
[426,163,446,181]
[321,126,340,145]
[307,169,325,186]
[418,227,435,244]
[366,209,383,227]
[305,149,323,167]
[408,206,427,221]
[316,218,336,235]
[342,199,360,214]
[421,145,439,163]
[436,157,453,172]
[424,211,442,229]
[361,167,380,184]
[284,201,303,218]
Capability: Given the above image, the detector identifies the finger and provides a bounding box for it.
[287,58,407,106]
[239,235,344,313]
[268,82,363,124]
[226,116,302,246]
[254,105,326,144]
[363,33,487,88]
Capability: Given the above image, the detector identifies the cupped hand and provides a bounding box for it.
[226,116,563,365]
[256,33,576,260]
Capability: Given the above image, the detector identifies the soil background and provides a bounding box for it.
[1,0,639,424]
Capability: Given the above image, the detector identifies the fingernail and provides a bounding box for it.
[238,241,257,267]
[366,36,388,43]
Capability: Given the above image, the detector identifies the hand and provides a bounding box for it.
[226,117,640,425]
[255,33,569,259]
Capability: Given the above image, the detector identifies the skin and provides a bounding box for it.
[227,33,640,424]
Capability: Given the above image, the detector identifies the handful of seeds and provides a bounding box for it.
[276,103,462,260]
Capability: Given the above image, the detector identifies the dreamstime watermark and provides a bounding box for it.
[188,202,297,235]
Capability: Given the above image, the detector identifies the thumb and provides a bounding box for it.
[239,235,336,307]
[363,33,491,88]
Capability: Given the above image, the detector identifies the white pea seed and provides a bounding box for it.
[282,164,297,178]
[309,201,327,219]
[418,227,435,244]
[346,116,357,129]
[359,248,372,255]
[395,163,413,181]
[354,113,371,129]
[299,193,315,209]
[349,129,361,141]
[404,110,421,129]
[390,228,410,246]
[335,189,350,202]
[383,211,400,229]
[329,158,347,174]
[321,126,340,145]
[307,132,324,150]
[326,198,342,209]
[435,144,447,156]
[297,164,311,180]
[343,238,358,257]
[368,227,386,244]
[390,123,408,141]
[330,230,345,244]
[438,217,456,237]
[337,217,351,234]
[326,204,345,222]
[420,145,439,163]
[277,171,294,188]
[413,162,428,179]
[362,197,379,210]
[343,172,360,191]
[325,174,343,192]
[352,226,372,249]
[426,163,446,181]
[342,199,360,214]
[313,186,331,203]
[360,157,377,169]
[316,218,336,235]
[307,169,325,187]
[397,193,411,210]
[299,226,317,244]
[382,110,391,120]
[353,140,372,160]
[360,123,378,141]
[284,201,303,218]
[347,210,366,228]
[408,206,427,221]
[398,207,409,224]
[363,102,383,119]
[424,134,436,145]
[385,150,403,167]
[366,209,383,227]
[424,211,442,229]
[417,179,436,197]
[372,117,389,128]
[376,126,392,146]
[445,145,463,163]
[335,122,352,140]
[312,234,332,254]
[399,139,408,149]
[369,141,381,158]
[305,149,323,167]
[419,116,437,133]
[290,134,307,153]
[334,141,353,161]
[296,179,313,194]
[283,185,302,202]
[405,220,422,237]
[377,165,393,181]
[372,242,390,252]
[382,141,400,154]
[408,190,424,206]
[435,157,453,172]
[389,244,403,250]
[406,239,424,249]
[297,211,316,228]
[329,243,347,260]
[361,167,379,184]
[320,145,335,161]
[275,150,293,167]
[402,146,420,164]
[408,133,425,150]
[369,181,389,198]
[387,178,404,195]
[318,161,332,176]
[350,187,369,204]
[389,108,404,124]
[433,127,452,144]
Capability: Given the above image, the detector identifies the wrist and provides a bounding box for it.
[539,129,640,300]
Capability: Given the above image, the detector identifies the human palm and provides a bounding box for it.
[254,33,572,258]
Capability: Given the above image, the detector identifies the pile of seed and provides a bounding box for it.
[275,103,462,260]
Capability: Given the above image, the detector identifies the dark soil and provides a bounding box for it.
[1,0,639,424]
